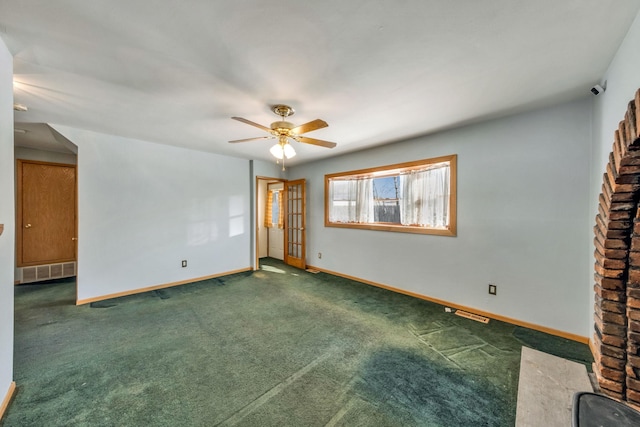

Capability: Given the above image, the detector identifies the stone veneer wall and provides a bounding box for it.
[593,88,640,406]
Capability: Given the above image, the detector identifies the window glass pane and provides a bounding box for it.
[271,191,279,227]
[373,176,400,223]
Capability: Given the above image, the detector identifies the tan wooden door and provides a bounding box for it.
[17,160,77,266]
[284,179,306,269]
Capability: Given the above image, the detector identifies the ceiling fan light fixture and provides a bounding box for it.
[283,143,296,159]
[270,141,296,160]
[270,143,284,159]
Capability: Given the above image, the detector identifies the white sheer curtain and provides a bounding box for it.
[329,178,374,223]
[399,165,450,227]
[355,178,374,222]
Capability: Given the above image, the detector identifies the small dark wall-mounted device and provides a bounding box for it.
[591,84,605,96]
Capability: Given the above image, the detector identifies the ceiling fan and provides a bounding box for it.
[230,104,336,169]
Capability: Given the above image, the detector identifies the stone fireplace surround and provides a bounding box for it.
[593,89,640,407]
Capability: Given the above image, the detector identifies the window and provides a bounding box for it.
[271,190,280,227]
[265,189,284,229]
[325,154,456,236]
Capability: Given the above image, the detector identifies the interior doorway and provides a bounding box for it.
[257,177,284,267]
[266,181,285,260]
[256,176,306,270]
[16,160,77,284]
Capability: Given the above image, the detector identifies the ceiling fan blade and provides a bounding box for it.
[229,136,272,143]
[290,119,328,135]
[296,136,337,148]
[231,117,272,132]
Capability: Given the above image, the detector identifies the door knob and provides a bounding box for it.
[71,237,78,241]
[24,223,32,228]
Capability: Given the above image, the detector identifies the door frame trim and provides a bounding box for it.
[255,176,286,270]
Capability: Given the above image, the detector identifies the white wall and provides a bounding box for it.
[290,99,593,337]
[52,125,252,302]
[592,11,640,181]
[590,11,640,333]
[15,146,77,164]
[0,36,15,407]
[252,159,284,180]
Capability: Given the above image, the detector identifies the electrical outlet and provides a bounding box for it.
[318,252,322,259]
[182,260,187,268]
[488,284,497,295]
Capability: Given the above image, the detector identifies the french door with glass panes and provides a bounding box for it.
[284,179,306,269]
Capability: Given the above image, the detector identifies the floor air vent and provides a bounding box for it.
[18,262,76,284]
[455,310,490,324]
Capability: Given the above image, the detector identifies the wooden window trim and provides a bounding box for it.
[324,154,457,236]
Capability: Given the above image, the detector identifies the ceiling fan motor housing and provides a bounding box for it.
[271,121,295,133]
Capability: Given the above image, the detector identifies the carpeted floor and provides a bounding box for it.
[3,258,592,426]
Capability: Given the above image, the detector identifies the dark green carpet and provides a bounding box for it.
[3,258,592,426]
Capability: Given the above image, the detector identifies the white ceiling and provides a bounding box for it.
[3,1,640,165]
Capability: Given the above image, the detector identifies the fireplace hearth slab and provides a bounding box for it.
[516,346,593,427]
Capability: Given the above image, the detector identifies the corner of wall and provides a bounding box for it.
[0,34,15,415]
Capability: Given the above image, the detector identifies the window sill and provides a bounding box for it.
[325,221,456,236]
